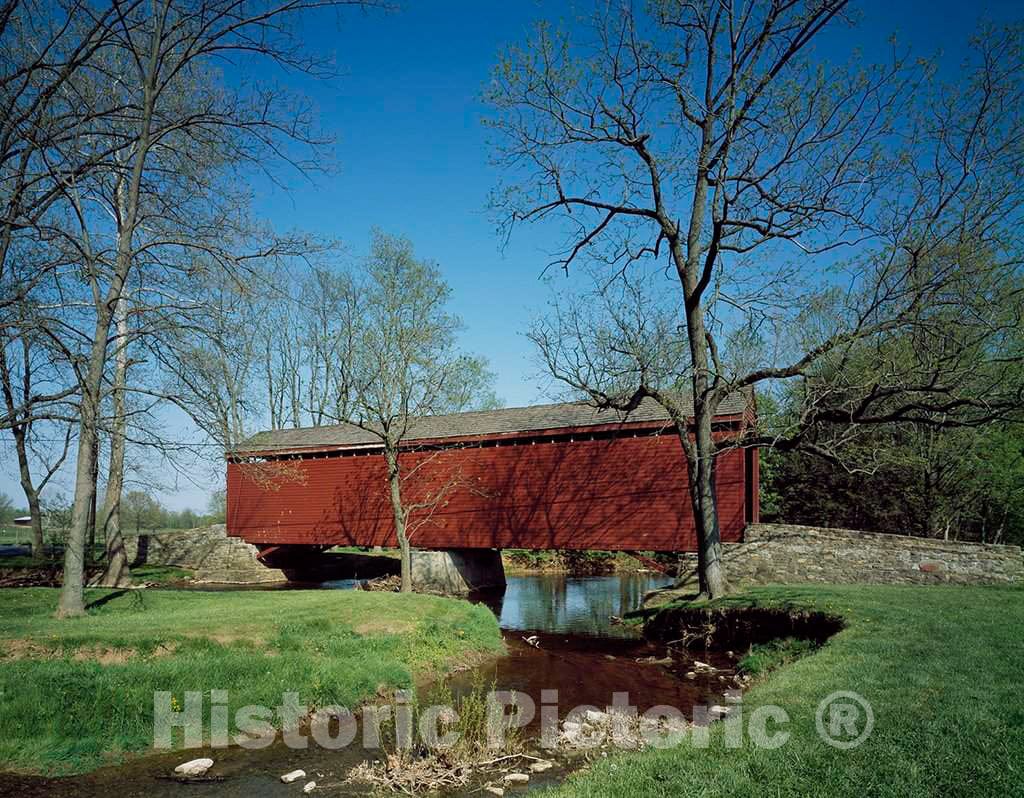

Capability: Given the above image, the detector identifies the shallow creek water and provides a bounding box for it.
[0,574,734,796]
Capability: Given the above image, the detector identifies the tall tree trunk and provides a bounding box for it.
[688,408,726,598]
[27,490,44,559]
[673,410,726,598]
[97,296,131,587]
[86,434,99,563]
[59,2,161,616]
[667,121,728,599]
[57,314,110,617]
[384,447,412,593]
[14,433,45,558]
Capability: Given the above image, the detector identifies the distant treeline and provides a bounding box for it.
[762,421,1024,547]
[0,489,225,537]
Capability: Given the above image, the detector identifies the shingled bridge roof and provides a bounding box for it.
[235,390,752,455]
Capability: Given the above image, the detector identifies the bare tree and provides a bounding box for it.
[36,0,378,617]
[0,313,75,557]
[489,3,1024,596]
[259,285,306,431]
[160,267,265,451]
[247,264,361,430]
[332,231,499,592]
[0,4,112,550]
[0,0,126,314]
[302,266,361,426]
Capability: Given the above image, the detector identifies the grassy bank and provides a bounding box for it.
[558,584,1024,798]
[0,587,503,774]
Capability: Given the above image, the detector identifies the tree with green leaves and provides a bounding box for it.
[206,490,227,524]
[335,231,499,592]
[121,490,162,537]
[763,308,1024,544]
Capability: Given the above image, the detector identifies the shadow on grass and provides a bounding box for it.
[85,590,130,610]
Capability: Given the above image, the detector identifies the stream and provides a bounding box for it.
[0,573,735,797]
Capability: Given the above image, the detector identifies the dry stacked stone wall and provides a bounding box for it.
[123,524,285,583]
[675,523,1023,588]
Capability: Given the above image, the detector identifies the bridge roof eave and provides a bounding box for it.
[226,413,748,460]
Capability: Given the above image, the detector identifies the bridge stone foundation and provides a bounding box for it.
[123,524,286,583]
[410,548,506,595]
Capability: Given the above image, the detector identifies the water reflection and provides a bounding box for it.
[442,573,728,726]
[482,573,674,637]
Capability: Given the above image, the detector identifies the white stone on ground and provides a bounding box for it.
[303,781,317,793]
[503,772,530,784]
[281,769,306,783]
[173,758,213,777]
[530,759,554,773]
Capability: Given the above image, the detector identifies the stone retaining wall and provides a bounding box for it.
[122,522,1024,588]
[675,523,1023,588]
[123,524,285,583]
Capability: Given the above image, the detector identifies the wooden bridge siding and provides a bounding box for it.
[226,432,749,552]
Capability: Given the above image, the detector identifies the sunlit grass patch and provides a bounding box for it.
[0,587,503,774]
[556,584,1024,798]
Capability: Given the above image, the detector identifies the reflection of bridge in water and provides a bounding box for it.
[480,573,675,638]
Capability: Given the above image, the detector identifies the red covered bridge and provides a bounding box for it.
[226,392,759,567]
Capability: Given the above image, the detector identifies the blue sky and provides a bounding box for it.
[255,0,1023,406]
[3,0,1021,511]
[253,1,571,407]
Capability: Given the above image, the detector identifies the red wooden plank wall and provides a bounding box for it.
[226,431,750,552]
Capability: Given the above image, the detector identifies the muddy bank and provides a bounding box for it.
[0,732,373,798]
[643,602,843,649]
[0,564,76,587]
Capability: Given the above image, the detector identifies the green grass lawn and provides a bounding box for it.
[557,584,1024,798]
[128,564,194,585]
[0,587,503,775]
